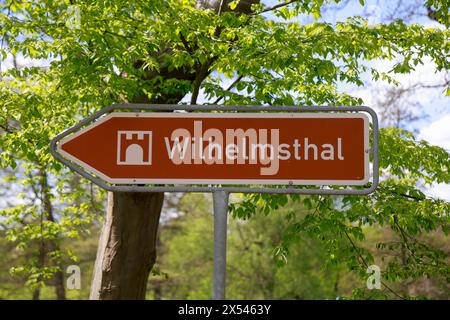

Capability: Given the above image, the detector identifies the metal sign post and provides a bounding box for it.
[213,191,229,300]
[50,104,379,301]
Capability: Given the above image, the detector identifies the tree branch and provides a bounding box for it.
[191,60,216,104]
[251,0,298,16]
[217,0,228,16]
[342,228,407,300]
[212,74,244,104]
[0,123,13,134]
[394,219,419,263]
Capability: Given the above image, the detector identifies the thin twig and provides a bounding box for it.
[394,219,419,263]
[343,229,407,300]
[212,74,244,104]
[0,123,13,134]
[217,0,228,16]
[251,0,298,16]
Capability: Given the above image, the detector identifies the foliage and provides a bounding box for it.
[231,128,450,299]
[0,0,449,298]
[151,193,358,299]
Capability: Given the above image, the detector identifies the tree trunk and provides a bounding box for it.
[39,167,66,300]
[32,288,40,300]
[89,192,164,299]
[53,268,66,300]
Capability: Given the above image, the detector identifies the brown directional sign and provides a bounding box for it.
[57,113,369,185]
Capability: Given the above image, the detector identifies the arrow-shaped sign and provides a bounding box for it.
[56,112,369,185]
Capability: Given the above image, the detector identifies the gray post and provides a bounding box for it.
[212,190,229,300]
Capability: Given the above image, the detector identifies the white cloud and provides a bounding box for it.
[1,53,52,71]
[422,19,447,30]
[345,55,449,132]
[419,113,450,150]
[349,55,450,201]
[425,183,450,201]
[419,113,450,201]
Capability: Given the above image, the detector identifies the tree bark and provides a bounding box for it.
[39,167,67,300]
[32,240,46,300]
[90,192,164,299]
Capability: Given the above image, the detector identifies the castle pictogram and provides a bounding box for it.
[117,131,152,165]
